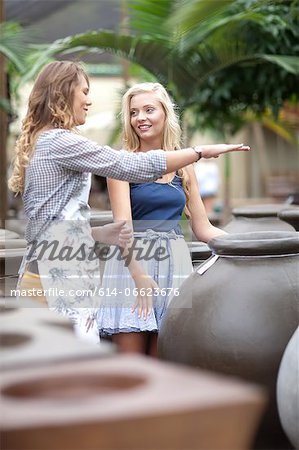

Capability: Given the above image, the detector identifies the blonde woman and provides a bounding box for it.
[97,82,250,353]
[8,62,248,341]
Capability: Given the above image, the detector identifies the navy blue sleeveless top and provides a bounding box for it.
[130,175,186,233]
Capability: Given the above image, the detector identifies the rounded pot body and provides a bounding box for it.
[224,204,294,233]
[277,326,299,449]
[159,231,299,448]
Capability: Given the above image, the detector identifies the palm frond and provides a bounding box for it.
[18,41,74,85]
[0,22,30,72]
[52,30,197,92]
[129,0,174,37]
[261,55,299,75]
[177,11,267,51]
[168,0,234,34]
[50,29,299,108]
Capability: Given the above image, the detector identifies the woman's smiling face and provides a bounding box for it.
[130,92,166,146]
[73,74,92,126]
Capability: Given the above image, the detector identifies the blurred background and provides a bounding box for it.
[1,3,299,450]
[1,0,299,231]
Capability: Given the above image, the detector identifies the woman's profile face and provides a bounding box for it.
[130,92,166,145]
[73,75,92,126]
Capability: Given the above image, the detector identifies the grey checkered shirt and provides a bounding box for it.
[23,129,167,243]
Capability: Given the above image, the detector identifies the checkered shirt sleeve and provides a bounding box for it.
[51,130,167,182]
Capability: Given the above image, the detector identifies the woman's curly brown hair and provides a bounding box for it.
[8,60,89,194]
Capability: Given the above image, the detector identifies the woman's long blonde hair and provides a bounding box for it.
[121,82,190,212]
[8,60,89,194]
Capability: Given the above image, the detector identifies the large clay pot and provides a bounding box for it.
[0,302,114,370]
[278,207,299,231]
[224,204,294,232]
[159,231,299,449]
[277,327,299,449]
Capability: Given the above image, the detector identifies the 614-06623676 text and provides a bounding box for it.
[95,287,180,297]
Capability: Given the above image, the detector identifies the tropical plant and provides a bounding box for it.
[35,0,297,219]
[0,21,61,112]
[0,21,61,225]
[44,0,299,139]
[170,0,299,136]
[0,21,28,113]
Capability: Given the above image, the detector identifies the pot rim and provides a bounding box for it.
[278,208,299,219]
[208,231,299,256]
[232,204,293,218]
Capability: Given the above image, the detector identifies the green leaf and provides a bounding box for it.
[0,22,29,72]
[46,0,299,138]
[261,55,299,75]
[168,0,234,34]
[129,0,174,37]
[54,29,195,90]
[177,11,267,51]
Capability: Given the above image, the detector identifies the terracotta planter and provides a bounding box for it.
[159,231,299,448]
[224,204,294,233]
[0,303,114,371]
[277,326,299,449]
[0,354,266,450]
[278,207,299,231]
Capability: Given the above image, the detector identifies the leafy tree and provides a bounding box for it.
[173,0,299,136]
[0,22,28,114]
[47,0,299,138]
[0,21,63,224]
[0,21,62,114]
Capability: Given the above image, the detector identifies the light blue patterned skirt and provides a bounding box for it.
[96,230,193,336]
